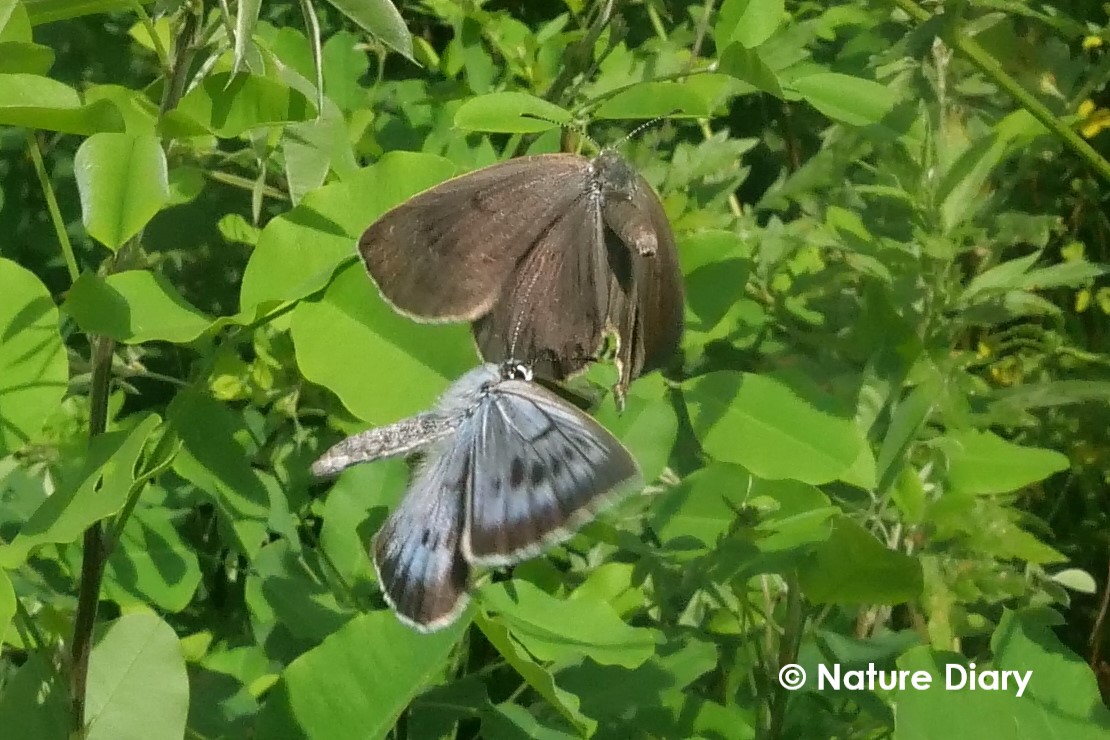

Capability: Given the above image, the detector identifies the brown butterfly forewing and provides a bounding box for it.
[357,149,684,399]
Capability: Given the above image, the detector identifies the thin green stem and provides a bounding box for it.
[890,0,1110,183]
[26,132,79,284]
[698,118,743,217]
[214,0,235,43]
[205,169,288,200]
[687,0,717,69]
[298,0,325,117]
[129,0,171,73]
[645,1,667,40]
[13,595,47,653]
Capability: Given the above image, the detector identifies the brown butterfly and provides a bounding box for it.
[357,149,684,401]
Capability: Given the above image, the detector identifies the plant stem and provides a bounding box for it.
[889,0,1110,183]
[298,0,325,117]
[26,132,79,284]
[1090,557,1110,670]
[767,574,804,739]
[542,0,617,108]
[69,334,115,736]
[128,0,171,74]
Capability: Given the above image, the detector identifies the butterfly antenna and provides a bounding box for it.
[519,113,601,154]
[612,109,681,149]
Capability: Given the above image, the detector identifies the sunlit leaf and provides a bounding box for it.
[255,611,466,739]
[85,612,189,740]
[74,133,169,250]
[0,258,67,455]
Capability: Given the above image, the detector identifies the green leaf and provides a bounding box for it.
[0,413,161,568]
[63,270,212,343]
[594,372,678,484]
[478,580,659,669]
[1019,260,1109,290]
[83,83,158,135]
[187,645,268,738]
[967,503,1066,564]
[685,371,864,485]
[715,0,784,49]
[0,653,68,739]
[240,151,457,311]
[936,134,1010,233]
[593,81,711,119]
[102,505,202,612]
[291,262,476,423]
[244,539,354,644]
[454,92,571,133]
[961,251,1041,301]
[475,612,596,736]
[482,703,580,739]
[321,0,413,60]
[1049,568,1097,594]
[650,462,749,548]
[319,460,408,585]
[167,165,205,205]
[937,430,1069,494]
[875,378,939,491]
[798,516,923,604]
[679,229,753,330]
[745,478,837,562]
[161,72,315,138]
[322,30,371,112]
[85,612,189,740]
[0,258,67,455]
[255,610,466,740]
[74,133,169,250]
[788,72,897,126]
[168,391,270,557]
[557,633,719,730]
[0,0,33,41]
[282,113,355,205]
[987,380,1110,415]
[0,72,123,133]
[24,0,133,24]
[0,568,14,644]
[893,609,1110,739]
[408,678,489,738]
[0,41,54,74]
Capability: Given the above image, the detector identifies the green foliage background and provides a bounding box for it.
[1,0,1109,737]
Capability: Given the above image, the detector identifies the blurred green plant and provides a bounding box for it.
[0,0,1108,738]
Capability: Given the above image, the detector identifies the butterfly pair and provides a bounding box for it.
[313,146,682,630]
[312,362,639,631]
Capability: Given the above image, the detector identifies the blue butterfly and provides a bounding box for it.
[312,362,640,631]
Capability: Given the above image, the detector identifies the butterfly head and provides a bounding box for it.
[591,149,637,200]
[499,360,534,383]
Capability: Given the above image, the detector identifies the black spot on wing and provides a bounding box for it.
[530,461,546,486]
[509,457,526,489]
